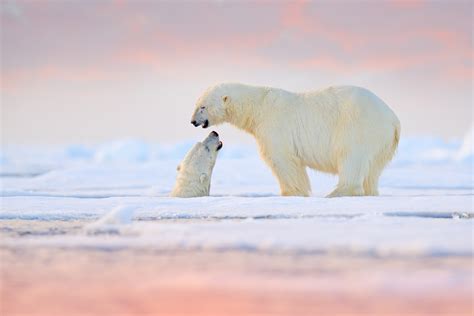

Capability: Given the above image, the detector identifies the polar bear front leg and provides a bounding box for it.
[261,153,311,197]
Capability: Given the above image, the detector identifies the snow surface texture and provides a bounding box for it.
[1,132,473,257]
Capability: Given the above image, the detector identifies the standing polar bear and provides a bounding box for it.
[191,83,400,197]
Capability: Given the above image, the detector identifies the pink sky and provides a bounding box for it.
[1,0,472,144]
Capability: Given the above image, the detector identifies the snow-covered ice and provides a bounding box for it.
[1,134,473,315]
[1,135,472,256]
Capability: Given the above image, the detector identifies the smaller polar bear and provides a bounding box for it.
[171,131,223,198]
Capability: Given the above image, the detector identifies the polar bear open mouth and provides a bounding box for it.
[205,131,223,151]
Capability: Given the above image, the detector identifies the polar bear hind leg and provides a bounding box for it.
[327,151,368,198]
[363,147,394,196]
[363,134,399,196]
[363,166,381,196]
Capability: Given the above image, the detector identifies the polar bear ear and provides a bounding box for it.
[176,164,181,171]
[199,173,208,183]
[222,95,230,103]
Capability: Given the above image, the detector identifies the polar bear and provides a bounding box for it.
[191,83,400,197]
[171,131,223,198]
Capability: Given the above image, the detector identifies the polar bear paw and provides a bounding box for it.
[327,186,365,198]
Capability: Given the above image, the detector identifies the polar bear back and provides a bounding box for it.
[257,85,400,174]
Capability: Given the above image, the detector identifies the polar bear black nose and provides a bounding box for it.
[211,131,219,137]
[191,120,198,126]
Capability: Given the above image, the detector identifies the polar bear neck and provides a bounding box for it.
[171,168,212,198]
[222,83,270,135]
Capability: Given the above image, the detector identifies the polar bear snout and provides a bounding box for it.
[190,119,209,128]
[191,104,211,128]
[204,131,223,151]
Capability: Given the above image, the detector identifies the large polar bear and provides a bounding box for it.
[171,131,223,197]
[191,83,400,197]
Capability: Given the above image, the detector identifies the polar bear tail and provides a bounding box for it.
[392,121,401,158]
[392,121,401,156]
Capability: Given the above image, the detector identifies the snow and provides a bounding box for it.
[1,135,473,258]
[84,205,136,235]
[456,124,473,161]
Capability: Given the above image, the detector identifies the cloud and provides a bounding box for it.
[270,1,472,79]
[0,0,22,18]
[390,0,426,9]
[1,0,471,89]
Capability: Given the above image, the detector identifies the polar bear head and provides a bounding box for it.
[191,85,230,128]
[171,131,223,197]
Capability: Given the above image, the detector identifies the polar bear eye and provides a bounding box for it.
[200,106,206,110]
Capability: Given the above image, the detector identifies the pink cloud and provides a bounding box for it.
[280,1,362,52]
[1,64,122,92]
[1,0,471,90]
[275,1,472,79]
[390,0,426,9]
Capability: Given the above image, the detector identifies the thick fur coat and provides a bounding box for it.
[191,83,400,197]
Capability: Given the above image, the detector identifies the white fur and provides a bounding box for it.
[171,132,222,198]
[191,83,400,197]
